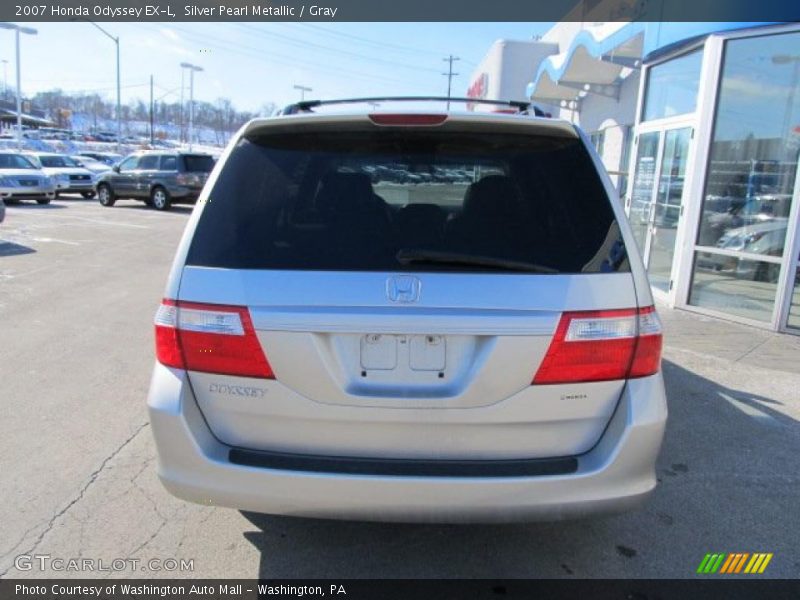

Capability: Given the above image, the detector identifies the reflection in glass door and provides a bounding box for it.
[629,132,660,254]
[648,127,692,292]
[627,127,692,293]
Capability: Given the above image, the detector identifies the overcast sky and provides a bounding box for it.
[0,22,552,113]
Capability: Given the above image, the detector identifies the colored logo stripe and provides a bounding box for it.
[697,553,773,574]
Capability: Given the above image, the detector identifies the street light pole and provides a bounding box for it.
[0,23,37,151]
[71,19,120,152]
[180,62,203,151]
[179,68,185,143]
[1,59,7,101]
[14,28,21,149]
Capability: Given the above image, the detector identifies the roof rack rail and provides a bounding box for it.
[278,96,545,117]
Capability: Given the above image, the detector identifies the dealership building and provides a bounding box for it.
[469,20,800,334]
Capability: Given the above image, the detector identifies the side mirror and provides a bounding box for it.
[112,165,120,173]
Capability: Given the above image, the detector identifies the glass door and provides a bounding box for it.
[627,126,693,295]
[648,127,692,292]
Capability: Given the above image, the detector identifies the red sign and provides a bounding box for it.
[466,73,489,110]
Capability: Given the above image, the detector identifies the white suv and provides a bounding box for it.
[148,98,667,522]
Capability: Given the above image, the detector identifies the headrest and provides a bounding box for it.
[316,172,374,216]
[462,175,522,220]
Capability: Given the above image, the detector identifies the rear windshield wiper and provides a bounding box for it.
[396,249,558,273]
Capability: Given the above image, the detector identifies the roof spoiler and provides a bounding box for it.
[278,96,545,117]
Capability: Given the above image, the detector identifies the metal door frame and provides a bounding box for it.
[626,118,696,304]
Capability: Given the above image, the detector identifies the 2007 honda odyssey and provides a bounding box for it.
[148,98,667,522]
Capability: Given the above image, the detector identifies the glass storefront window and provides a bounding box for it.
[689,31,800,323]
[691,254,782,322]
[643,49,703,121]
[789,257,800,330]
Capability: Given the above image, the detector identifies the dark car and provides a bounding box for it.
[94,151,215,211]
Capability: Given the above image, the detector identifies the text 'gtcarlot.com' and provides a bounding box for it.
[13,554,194,572]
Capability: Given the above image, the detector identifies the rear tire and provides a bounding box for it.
[81,191,95,199]
[97,184,115,207]
[36,197,51,205]
[151,186,171,211]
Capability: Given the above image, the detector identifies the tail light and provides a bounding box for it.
[533,306,662,384]
[176,173,200,186]
[154,299,274,379]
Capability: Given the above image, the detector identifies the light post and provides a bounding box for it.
[0,23,37,151]
[1,59,8,100]
[293,84,312,101]
[179,68,185,143]
[180,62,203,151]
[72,19,120,153]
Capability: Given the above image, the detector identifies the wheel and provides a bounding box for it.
[36,197,51,205]
[97,184,116,207]
[150,186,171,211]
[80,191,95,199]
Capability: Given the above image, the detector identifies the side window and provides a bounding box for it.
[118,156,139,172]
[160,155,178,171]
[137,155,160,170]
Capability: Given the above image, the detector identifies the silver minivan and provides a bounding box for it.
[148,99,667,522]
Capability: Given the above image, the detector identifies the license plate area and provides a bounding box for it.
[360,334,446,372]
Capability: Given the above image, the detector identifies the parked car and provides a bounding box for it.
[77,151,123,166]
[70,155,111,176]
[0,151,56,205]
[147,99,666,522]
[95,151,215,211]
[23,152,95,199]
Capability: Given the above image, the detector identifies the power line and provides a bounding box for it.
[232,23,442,75]
[165,24,416,88]
[286,23,450,58]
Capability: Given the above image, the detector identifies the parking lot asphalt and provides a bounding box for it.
[1,196,798,579]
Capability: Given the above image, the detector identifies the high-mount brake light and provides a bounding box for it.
[532,306,662,384]
[368,113,448,126]
[154,299,274,379]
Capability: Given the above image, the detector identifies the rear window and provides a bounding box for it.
[186,129,629,274]
[181,155,214,173]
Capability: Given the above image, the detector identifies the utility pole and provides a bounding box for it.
[149,74,154,145]
[293,84,312,101]
[442,55,460,110]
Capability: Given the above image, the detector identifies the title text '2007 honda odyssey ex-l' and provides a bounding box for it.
[148,98,667,523]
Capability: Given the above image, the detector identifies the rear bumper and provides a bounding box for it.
[148,364,667,523]
[168,185,202,202]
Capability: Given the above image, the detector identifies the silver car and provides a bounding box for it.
[24,152,95,198]
[148,100,667,522]
[0,151,56,205]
